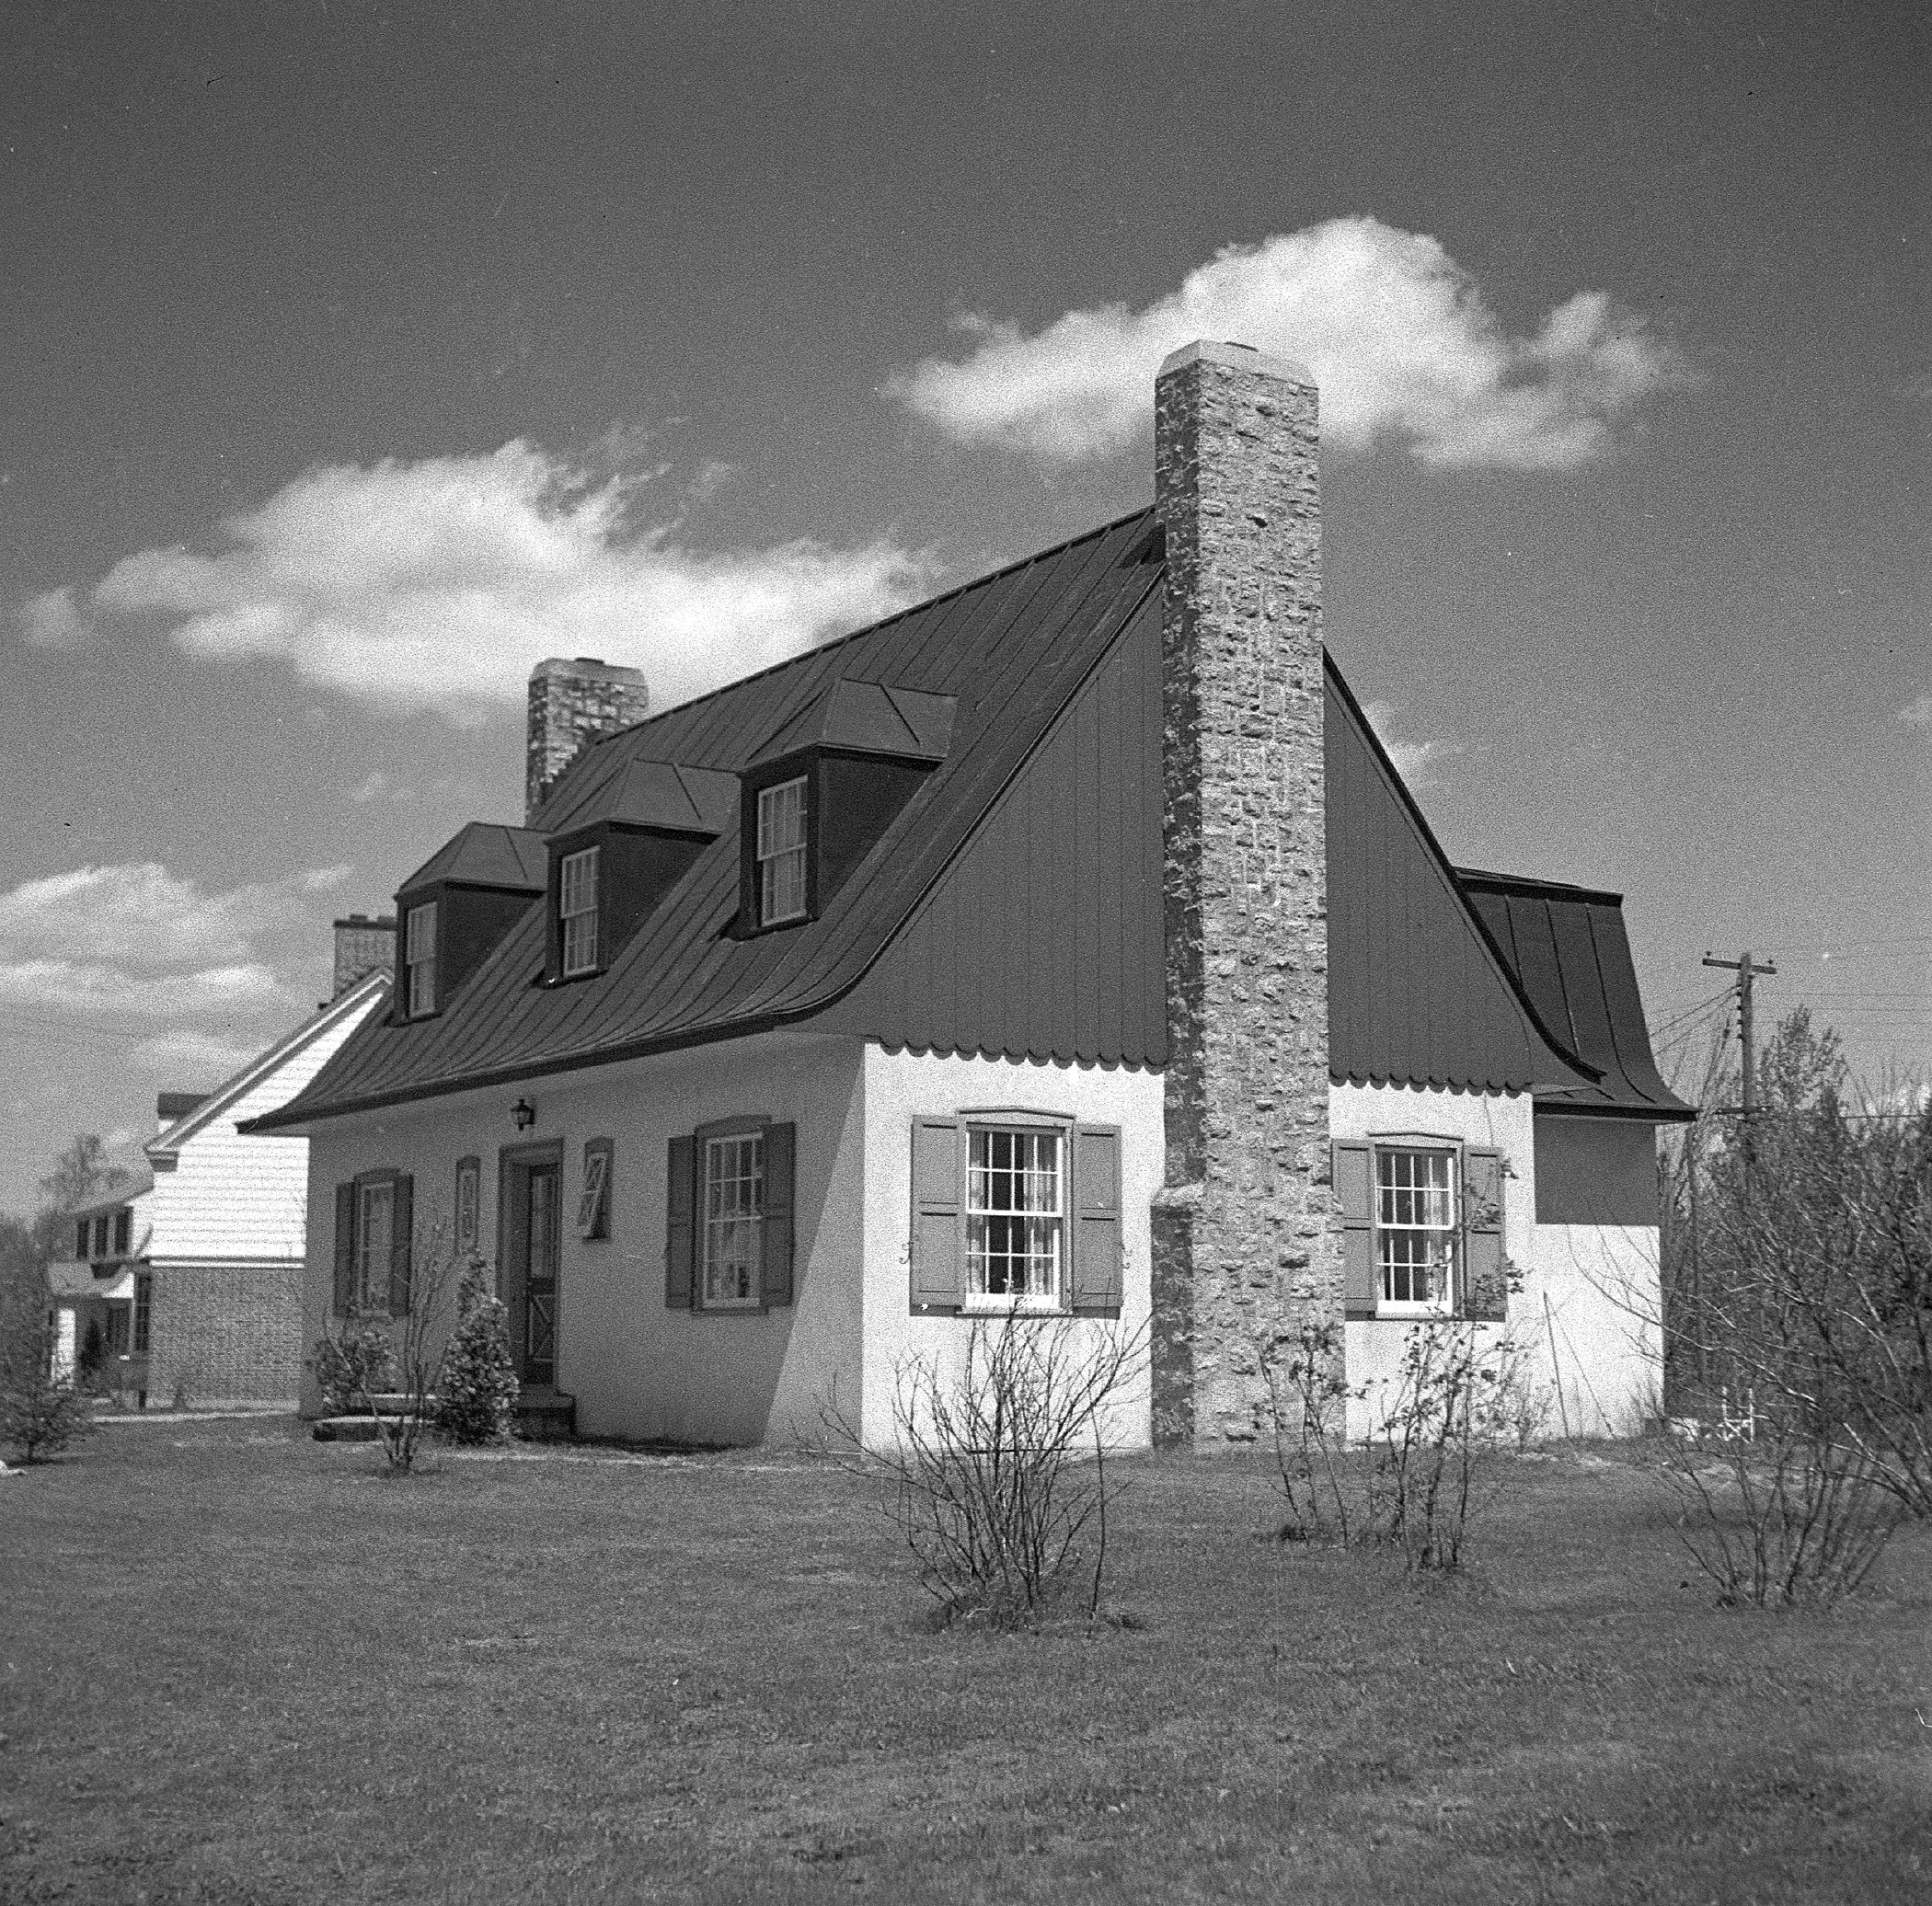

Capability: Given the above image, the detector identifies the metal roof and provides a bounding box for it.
[252,503,1681,1131]
[1457,869,1696,1119]
[399,822,547,894]
[250,511,1166,1129]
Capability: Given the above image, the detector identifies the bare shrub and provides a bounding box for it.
[1662,1013,1931,1527]
[1661,1405,1905,1605]
[823,1317,1142,1629]
[1362,1325,1532,1572]
[366,1221,459,1474]
[1258,1319,1360,1544]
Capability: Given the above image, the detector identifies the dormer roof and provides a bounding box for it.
[748,679,959,770]
[400,822,546,894]
[545,758,740,839]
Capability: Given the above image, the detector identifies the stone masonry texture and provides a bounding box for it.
[1150,340,1343,1449]
[146,1262,305,1407]
[526,657,650,822]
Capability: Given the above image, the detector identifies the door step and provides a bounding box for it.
[515,1390,577,1441]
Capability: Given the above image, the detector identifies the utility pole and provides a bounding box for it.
[1701,949,1778,1118]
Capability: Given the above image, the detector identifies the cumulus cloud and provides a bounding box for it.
[1361,700,1462,790]
[1900,693,1932,729]
[0,863,328,1036]
[891,217,1687,469]
[19,584,92,649]
[53,442,935,723]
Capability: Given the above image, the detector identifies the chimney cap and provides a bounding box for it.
[530,655,646,685]
[1156,338,1314,388]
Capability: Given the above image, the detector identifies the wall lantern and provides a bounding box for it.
[512,1097,537,1131]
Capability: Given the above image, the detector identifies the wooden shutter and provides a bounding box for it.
[1071,1123,1122,1315]
[1463,1146,1507,1321]
[1336,1141,1377,1318]
[910,1118,962,1312]
[579,1139,613,1240]
[664,1134,696,1308]
[333,1182,356,1314]
[760,1121,797,1308]
[387,1174,414,1317]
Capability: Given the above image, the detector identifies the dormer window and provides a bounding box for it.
[404,901,439,1017]
[756,778,809,925]
[559,846,601,976]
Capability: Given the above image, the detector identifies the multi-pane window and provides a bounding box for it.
[405,901,439,1016]
[966,1127,1064,1305]
[1377,1148,1456,1310]
[756,778,808,925]
[559,847,600,976]
[702,1132,765,1306]
[356,1179,395,1313]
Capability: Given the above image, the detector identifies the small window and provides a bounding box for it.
[75,1218,89,1259]
[113,1208,132,1257]
[1377,1147,1456,1314]
[405,901,439,1016]
[756,778,808,925]
[701,1131,765,1307]
[133,1272,153,1354]
[578,1139,612,1240]
[356,1179,395,1313]
[559,846,600,976]
[966,1125,1064,1309]
[454,1157,480,1255]
[92,1214,111,1258]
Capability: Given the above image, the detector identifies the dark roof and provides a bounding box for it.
[748,680,958,768]
[1324,664,1597,1098]
[251,511,1166,1129]
[1457,869,1695,1119]
[400,822,547,894]
[543,759,738,839]
[252,502,1676,1132]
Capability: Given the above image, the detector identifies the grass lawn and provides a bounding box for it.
[3,1418,1928,1905]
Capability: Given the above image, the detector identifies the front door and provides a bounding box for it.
[522,1161,560,1388]
[502,1150,563,1390]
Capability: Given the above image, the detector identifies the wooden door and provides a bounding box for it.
[504,1157,561,1389]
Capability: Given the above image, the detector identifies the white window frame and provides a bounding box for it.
[559,846,600,977]
[1374,1143,1457,1317]
[756,777,809,926]
[964,1121,1066,1313]
[700,1131,765,1309]
[356,1179,395,1314]
[405,901,439,1017]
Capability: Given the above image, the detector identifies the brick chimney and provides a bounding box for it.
[332,913,397,998]
[526,657,650,823]
[1149,339,1341,1449]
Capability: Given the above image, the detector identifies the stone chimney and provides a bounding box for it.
[1149,339,1341,1449]
[332,913,397,998]
[526,656,650,823]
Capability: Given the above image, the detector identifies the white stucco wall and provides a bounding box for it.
[857,1046,1165,1453]
[1332,1081,1659,1441]
[301,1029,867,1445]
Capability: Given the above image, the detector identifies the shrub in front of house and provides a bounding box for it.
[435,1256,518,1445]
[0,1300,94,1464]
[308,1309,396,1415]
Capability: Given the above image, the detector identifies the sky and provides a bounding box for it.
[1,0,1926,1216]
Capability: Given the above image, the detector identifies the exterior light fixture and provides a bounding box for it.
[512,1098,536,1131]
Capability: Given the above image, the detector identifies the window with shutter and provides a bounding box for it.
[1071,1123,1122,1316]
[666,1119,795,1312]
[1463,1147,1508,1321]
[910,1117,962,1313]
[1338,1136,1506,1321]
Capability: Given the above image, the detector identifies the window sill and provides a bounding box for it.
[962,1295,1064,1316]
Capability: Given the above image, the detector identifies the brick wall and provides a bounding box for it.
[1150,339,1343,1449]
[146,1262,305,1407]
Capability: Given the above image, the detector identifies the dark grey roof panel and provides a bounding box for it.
[400,822,546,894]
[1456,870,1696,1119]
